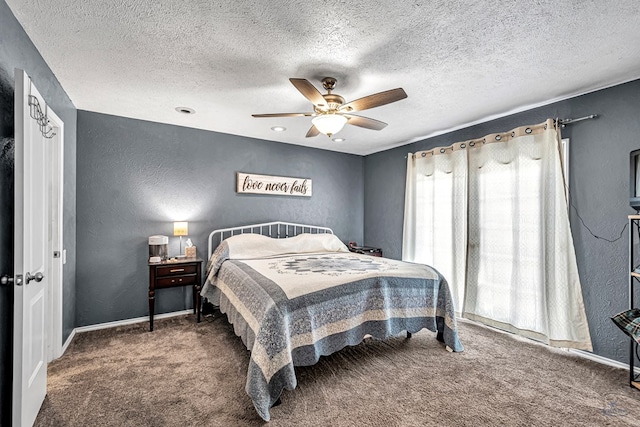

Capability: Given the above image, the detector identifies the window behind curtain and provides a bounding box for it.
[403,121,591,350]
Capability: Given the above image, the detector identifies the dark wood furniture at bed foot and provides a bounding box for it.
[348,242,382,257]
[148,257,203,331]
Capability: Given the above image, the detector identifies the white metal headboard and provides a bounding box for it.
[207,221,334,259]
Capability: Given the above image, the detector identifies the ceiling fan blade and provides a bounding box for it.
[252,112,314,118]
[305,125,320,138]
[344,114,388,131]
[339,88,407,112]
[290,78,327,108]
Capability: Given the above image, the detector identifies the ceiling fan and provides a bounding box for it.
[252,77,408,138]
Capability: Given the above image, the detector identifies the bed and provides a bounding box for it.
[201,221,463,421]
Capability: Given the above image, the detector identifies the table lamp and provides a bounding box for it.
[173,221,188,257]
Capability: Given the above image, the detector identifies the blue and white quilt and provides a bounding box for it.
[200,233,463,421]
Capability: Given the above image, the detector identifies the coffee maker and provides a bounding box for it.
[148,235,168,262]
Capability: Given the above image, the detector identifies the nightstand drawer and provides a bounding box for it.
[156,274,197,288]
[156,264,198,277]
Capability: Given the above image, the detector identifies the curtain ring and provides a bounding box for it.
[460,143,466,149]
[469,141,475,147]
[421,152,427,157]
[482,139,486,143]
[511,131,515,137]
[495,135,501,141]
[525,128,532,134]
[544,124,548,130]
[440,148,446,153]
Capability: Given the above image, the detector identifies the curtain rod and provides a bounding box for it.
[557,114,598,127]
[404,116,597,159]
[407,119,555,159]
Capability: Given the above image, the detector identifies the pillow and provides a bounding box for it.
[206,233,348,276]
[611,308,640,344]
[225,232,347,259]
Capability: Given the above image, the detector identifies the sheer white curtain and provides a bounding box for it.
[403,148,467,308]
[403,119,592,350]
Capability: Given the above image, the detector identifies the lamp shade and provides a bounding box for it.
[173,221,189,236]
[311,114,348,137]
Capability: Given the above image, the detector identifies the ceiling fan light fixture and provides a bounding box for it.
[311,114,348,137]
[252,77,406,138]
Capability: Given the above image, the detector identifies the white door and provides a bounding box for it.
[13,69,49,427]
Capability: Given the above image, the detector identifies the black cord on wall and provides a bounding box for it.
[565,184,628,243]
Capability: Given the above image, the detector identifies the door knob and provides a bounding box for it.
[25,271,44,284]
[1,274,23,286]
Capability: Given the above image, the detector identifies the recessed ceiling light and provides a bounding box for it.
[332,138,346,142]
[175,107,195,115]
[271,126,286,132]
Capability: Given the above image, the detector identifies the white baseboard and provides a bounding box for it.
[75,309,193,333]
[569,348,640,375]
[61,328,76,356]
[59,310,193,356]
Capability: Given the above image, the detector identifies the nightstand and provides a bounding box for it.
[348,243,383,257]
[148,257,203,331]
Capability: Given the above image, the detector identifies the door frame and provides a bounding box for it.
[46,106,64,362]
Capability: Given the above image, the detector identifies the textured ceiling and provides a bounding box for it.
[6,0,640,155]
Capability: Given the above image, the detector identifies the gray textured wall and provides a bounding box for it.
[76,111,364,326]
[0,0,78,422]
[364,79,640,363]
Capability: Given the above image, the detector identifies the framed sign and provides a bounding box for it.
[236,172,312,197]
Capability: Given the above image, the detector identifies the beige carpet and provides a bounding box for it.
[35,314,640,426]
